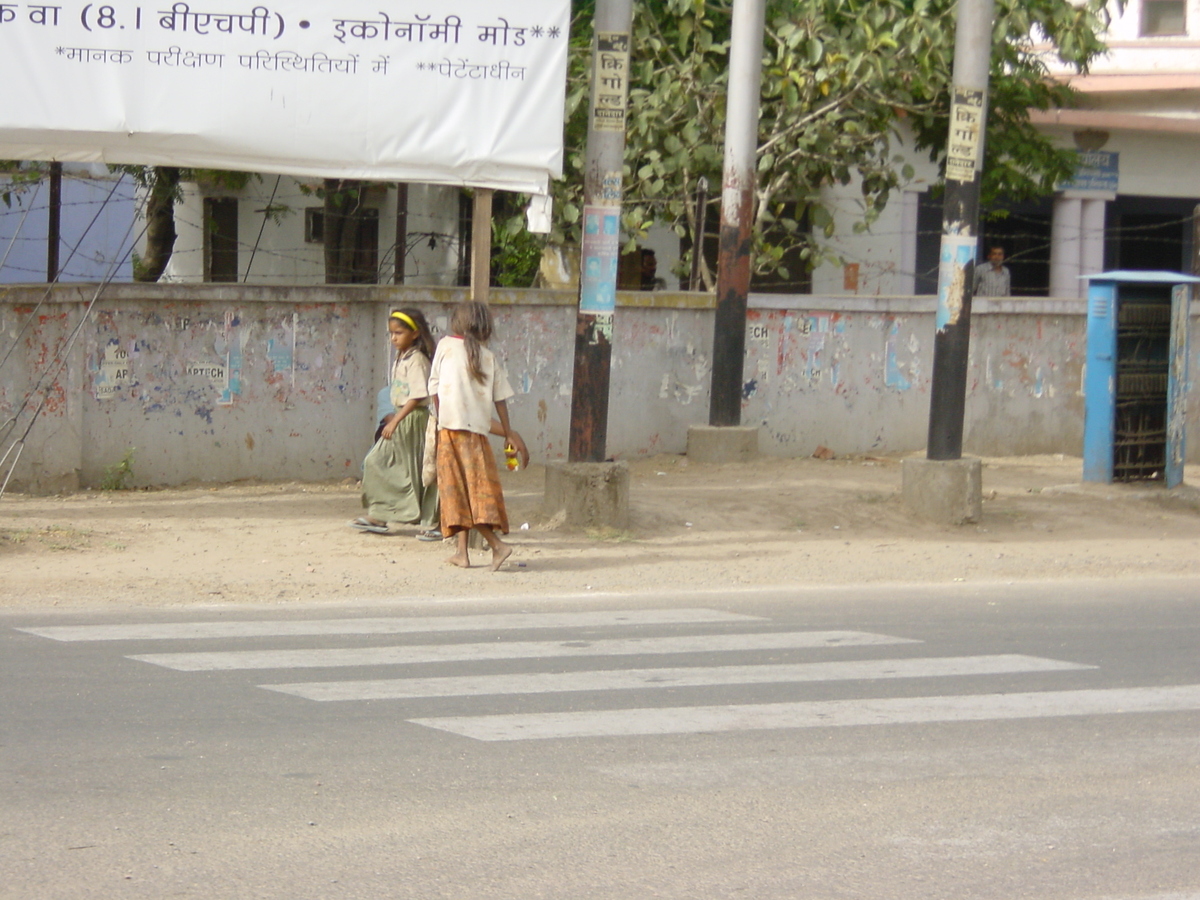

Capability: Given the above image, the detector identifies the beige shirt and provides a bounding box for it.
[389,348,431,410]
[427,336,514,435]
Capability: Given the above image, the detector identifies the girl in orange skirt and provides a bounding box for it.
[428,302,529,570]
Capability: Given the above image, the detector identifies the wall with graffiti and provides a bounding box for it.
[0,283,1161,492]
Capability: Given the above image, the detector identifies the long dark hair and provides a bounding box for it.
[449,301,493,383]
[390,307,435,360]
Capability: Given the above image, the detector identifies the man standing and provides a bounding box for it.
[973,244,1011,296]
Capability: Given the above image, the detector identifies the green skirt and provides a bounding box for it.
[361,406,439,527]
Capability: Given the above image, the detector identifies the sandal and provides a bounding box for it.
[350,517,388,534]
[416,529,443,542]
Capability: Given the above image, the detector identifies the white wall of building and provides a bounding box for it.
[162,177,464,286]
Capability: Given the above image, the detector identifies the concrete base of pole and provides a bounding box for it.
[686,425,759,464]
[901,457,983,526]
[543,461,630,530]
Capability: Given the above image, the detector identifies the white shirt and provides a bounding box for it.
[427,336,514,435]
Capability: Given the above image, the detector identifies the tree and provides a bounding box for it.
[502,0,1111,288]
[114,166,256,282]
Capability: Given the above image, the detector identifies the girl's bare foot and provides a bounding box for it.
[489,543,513,572]
[447,551,471,568]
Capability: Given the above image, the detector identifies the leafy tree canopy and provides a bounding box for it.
[519,0,1111,287]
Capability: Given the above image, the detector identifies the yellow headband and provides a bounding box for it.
[389,311,418,332]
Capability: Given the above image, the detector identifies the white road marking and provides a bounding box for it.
[128,630,918,671]
[262,654,1092,701]
[408,684,1200,741]
[15,608,761,642]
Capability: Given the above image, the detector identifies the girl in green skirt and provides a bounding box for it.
[351,308,441,539]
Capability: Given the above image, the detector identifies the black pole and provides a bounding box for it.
[394,183,408,285]
[689,176,709,291]
[926,0,994,460]
[47,161,62,283]
[568,0,632,462]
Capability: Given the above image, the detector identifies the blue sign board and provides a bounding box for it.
[1058,150,1119,193]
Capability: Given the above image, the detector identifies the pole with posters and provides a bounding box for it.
[925,0,994,460]
[544,0,633,530]
[568,0,633,463]
[901,0,994,524]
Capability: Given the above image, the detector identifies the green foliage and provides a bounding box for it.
[496,0,1111,287]
[0,160,48,208]
[490,191,546,287]
[99,448,136,491]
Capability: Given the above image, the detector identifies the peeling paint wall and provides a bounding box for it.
[3,285,1194,492]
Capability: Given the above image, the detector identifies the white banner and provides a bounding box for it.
[0,1,569,193]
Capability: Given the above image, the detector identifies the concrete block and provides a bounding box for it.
[686,425,759,464]
[543,461,630,529]
[901,457,983,526]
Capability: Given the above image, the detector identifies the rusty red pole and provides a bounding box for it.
[709,0,766,427]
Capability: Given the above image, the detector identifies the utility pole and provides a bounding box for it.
[708,0,766,427]
[568,0,633,462]
[925,0,995,459]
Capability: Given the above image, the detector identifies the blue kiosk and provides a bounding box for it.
[1083,270,1200,487]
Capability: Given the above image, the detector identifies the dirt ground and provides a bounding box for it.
[3,452,1200,610]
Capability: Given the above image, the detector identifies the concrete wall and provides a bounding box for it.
[4,282,1196,492]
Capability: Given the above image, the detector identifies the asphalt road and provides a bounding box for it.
[3,577,1199,900]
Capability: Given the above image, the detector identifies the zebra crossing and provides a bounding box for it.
[18,607,1200,742]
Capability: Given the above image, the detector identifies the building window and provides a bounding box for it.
[304,207,324,243]
[203,197,239,282]
[1141,0,1186,36]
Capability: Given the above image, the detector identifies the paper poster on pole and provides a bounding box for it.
[0,1,569,192]
[936,234,977,330]
[579,204,619,315]
[945,87,985,184]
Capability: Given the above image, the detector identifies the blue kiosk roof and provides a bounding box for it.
[1082,270,1200,284]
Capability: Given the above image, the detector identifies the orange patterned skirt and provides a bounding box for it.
[435,429,509,537]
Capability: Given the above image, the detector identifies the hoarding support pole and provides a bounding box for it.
[47,161,61,283]
[470,188,493,304]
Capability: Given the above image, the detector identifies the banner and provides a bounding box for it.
[0,1,569,193]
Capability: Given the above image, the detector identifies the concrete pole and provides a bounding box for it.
[925,0,994,460]
[568,0,633,462]
[1079,198,1106,289]
[708,0,767,427]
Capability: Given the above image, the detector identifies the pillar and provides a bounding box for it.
[1050,195,1082,298]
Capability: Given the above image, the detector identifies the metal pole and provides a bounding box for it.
[568,0,633,462]
[709,0,767,427]
[689,176,709,291]
[926,0,995,460]
[47,161,62,282]
[394,182,408,285]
